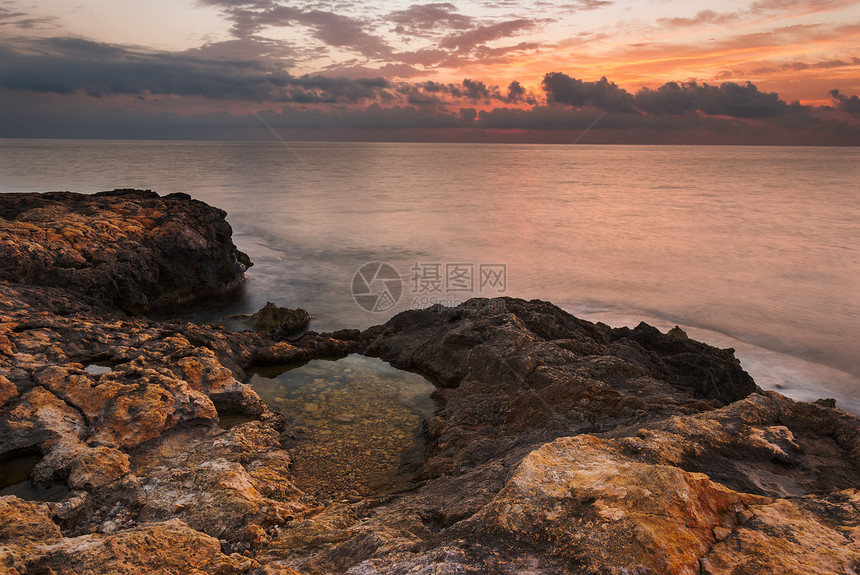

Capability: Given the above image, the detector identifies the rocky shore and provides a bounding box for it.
[0,190,857,574]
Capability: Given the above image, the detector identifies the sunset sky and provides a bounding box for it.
[1,0,858,143]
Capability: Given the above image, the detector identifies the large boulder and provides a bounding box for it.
[0,189,251,314]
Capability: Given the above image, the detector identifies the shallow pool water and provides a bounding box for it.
[0,454,69,502]
[248,354,436,499]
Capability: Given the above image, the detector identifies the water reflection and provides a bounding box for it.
[0,454,69,502]
[248,354,435,499]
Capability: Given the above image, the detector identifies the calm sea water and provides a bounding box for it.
[1,139,858,413]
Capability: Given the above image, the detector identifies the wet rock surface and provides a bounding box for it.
[247,302,311,339]
[0,191,857,574]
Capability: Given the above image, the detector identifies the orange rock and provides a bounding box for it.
[68,446,131,490]
[482,434,770,575]
[0,375,17,407]
[0,386,86,455]
[0,496,62,543]
[702,491,860,574]
[24,520,259,574]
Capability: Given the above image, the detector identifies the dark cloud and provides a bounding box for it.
[637,81,791,118]
[542,73,636,112]
[507,80,526,100]
[505,80,536,104]
[0,30,856,145]
[0,38,389,103]
[633,82,696,115]
[462,78,494,100]
[2,84,857,145]
[543,72,810,119]
[830,89,860,114]
[399,79,530,106]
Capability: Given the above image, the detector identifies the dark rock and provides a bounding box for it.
[610,320,759,403]
[248,302,311,339]
[0,189,251,314]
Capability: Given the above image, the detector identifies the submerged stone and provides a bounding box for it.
[247,354,435,498]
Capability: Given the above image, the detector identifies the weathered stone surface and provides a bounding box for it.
[702,490,860,574]
[0,496,62,543]
[0,375,16,407]
[67,446,130,490]
[1,192,856,575]
[457,434,771,574]
[22,519,258,574]
[0,386,87,458]
[0,190,251,313]
[249,302,311,339]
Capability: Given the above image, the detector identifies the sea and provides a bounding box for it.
[1,139,858,413]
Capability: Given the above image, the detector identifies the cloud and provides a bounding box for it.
[830,89,860,114]
[748,0,857,14]
[2,81,857,145]
[0,37,390,103]
[230,5,394,59]
[568,0,613,9]
[636,81,792,118]
[181,37,301,64]
[439,19,535,51]
[657,10,742,28]
[542,73,636,112]
[657,0,857,28]
[542,72,816,119]
[322,61,426,80]
[0,5,55,29]
[744,57,859,76]
[395,78,540,107]
[506,80,537,104]
[388,3,474,35]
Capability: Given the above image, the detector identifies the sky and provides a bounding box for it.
[0,0,859,143]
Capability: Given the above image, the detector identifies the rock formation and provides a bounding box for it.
[0,191,856,574]
[0,189,251,314]
[247,302,311,338]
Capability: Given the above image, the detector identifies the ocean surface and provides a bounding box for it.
[1,139,858,413]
